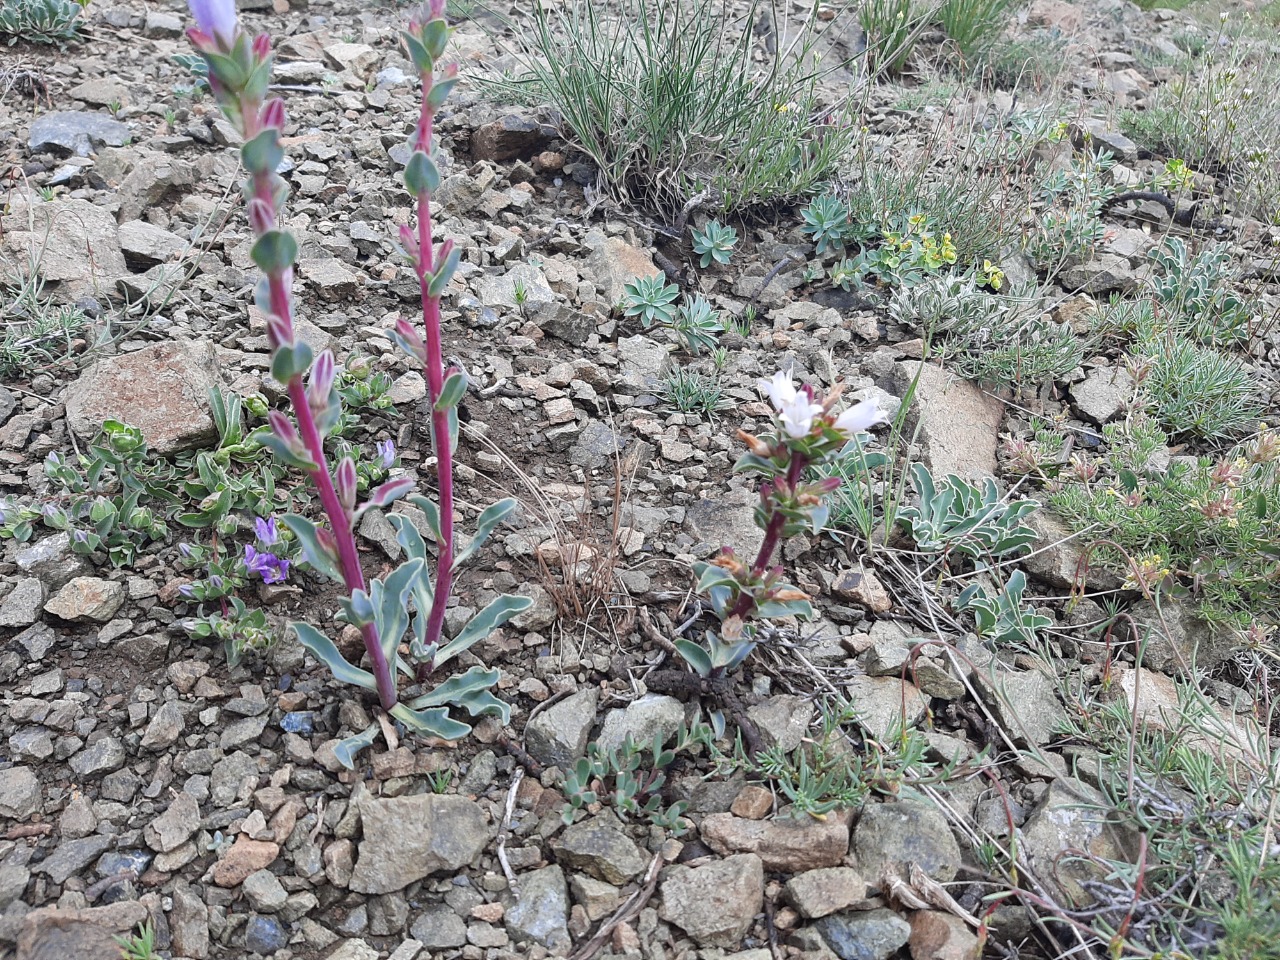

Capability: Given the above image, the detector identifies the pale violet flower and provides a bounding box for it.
[834,399,888,435]
[188,0,237,41]
[757,371,825,439]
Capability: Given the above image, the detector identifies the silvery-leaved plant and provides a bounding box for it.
[186,0,530,767]
[678,372,887,677]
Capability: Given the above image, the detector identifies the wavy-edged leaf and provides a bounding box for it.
[292,622,378,692]
[410,664,502,710]
[331,722,381,770]
[364,477,415,512]
[281,514,343,582]
[453,498,519,568]
[390,701,471,742]
[436,594,531,667]
[373,557,425,665]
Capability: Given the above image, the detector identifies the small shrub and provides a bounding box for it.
[897,463,1040,567]
[1024,150,1118,272]
[860,0,932,75]
[973,32,1066,90]
[1149,237,1253,347]
[0,0,82,46]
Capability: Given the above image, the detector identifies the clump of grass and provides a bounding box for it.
[1134,337,1262,441]
[490,0,852,216]
[860,0,935,75]
[936,0,1024,57]
[662,368,730,418]
[1,271,90,377]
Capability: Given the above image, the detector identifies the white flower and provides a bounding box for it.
[758,371,824,439]
[834,399,888,435]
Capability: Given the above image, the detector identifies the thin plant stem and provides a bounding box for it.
[245,112,396,710]
[729,453,807,620]
[411,47,454,668]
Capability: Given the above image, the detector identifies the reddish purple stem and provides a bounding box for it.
[412,86,454,668]
[728,453,808,620]
[249,142,397,711]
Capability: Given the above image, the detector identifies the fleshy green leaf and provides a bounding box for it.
[452,497,519,568]
[410,664,501,710]
[427,245,461,299]
[404,150,441,197]
[436,594,532,666]
[331,722,381,770]
[405,495,443,543]
[435,370,468,413]
[390,701,472,742]
[251,230,298,274]
[292,622,378,692]
[281,514,343,582]
[373,558,426,665]
[674,638,713,677]
[241,130,284,178]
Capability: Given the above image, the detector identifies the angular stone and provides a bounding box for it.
[1071,365,1134,426]
[475,262,554,311]
[171,883,210,959]
[785,867,867,919]
[585,232,662,305]
[832,568,892,614]
[0,579,44,628]
[350,795,489,894]
[36,834,113,884]
[472,113,555,163]
[1020,777,1137,905]
[2,197,127,297]
[67,736,126,777]
[16,902,148,960]
[552,816,647,885]
[0,766,41,819]
[747,695,814,753]
[846,675,929,740]
[243,869,288,913]
[524,687,598,770]
[1070,118,1138,162]
[660,854,763,948]
[140,701,185,751]
[700,810,852,872]
[212,837,280,888]
[503,864,569,950]
[324,41,380,76]
[64,340,222,454]
[43,577,125,623]
[816,908,912,960]
[970,666,1064,747]
[597,694,685,755]
[686,486,764,560]
[15,533,88,590]
[410,903,467,949]
[1021,512,1122,593]
[118,220,187,269]
[1130,598,1235,674]
[28,112,131,156]
[852,799,962,883]
[908,910,981,960]
[144,792,200,853]
[895,362,1002,484]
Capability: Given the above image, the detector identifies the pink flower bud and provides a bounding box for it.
[398,223,419,256]
[252,33,271,60]
[336,457,358,514]
[260,98,287,131]
[266,312,293,350]
[308,350,336,408]
[247,198,275,235]
[268,410,299,444]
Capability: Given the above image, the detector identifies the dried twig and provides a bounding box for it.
[567,854,664,960]
[496,769,524,896]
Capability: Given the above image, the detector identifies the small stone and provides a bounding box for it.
[63,340,222,455]
[524,686,598,769]
[700,810,852,872]
[832,568,891,614]
[908,910,981,960]
[243,914,289,954]
[36,834,113,884]
[213,837,280,888]
[243,869,289,913]
[68,736,126,777]
[852,800,962,883]
[746,695,814,753]
[0,578,44,628]
[144,792,200,853]
[585,231,662,305]
[552,816,647,885]
[785,867,867,919]
[659,854,763,948]
[410,903,467,949]
[16,903,148,959]
[171,883,210,958]
[596,694,686,755]
[1071,365,1134,426]
[569,875,619,921]
[350,794,490,894]
[503,864,570,950]
[472,113,555,162]
[140,701,185,751]
[970,667,1065,747]
[44,577,126,623]
[28,111,131,156]
[816,908,912,960]
[730,785,773,820]
[0,765,41,819]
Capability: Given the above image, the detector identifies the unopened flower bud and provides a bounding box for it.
[336,457,358,514]
[736,430,772,457]
[266,312,293,350]
[252,33,271,60]
[247,197,275,235]
[308,349,336,409]
[260,98,286,131]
